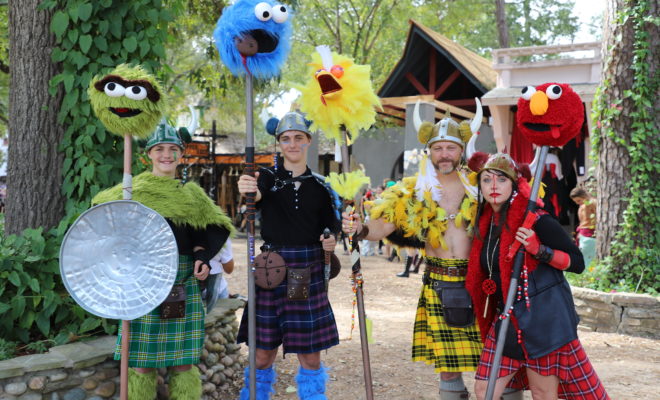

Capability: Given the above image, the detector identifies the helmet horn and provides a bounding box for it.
[413,100,423,133]
[469,98,483,134]
[187,105,198,136]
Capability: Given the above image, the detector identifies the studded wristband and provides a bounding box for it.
[533,245,554,263]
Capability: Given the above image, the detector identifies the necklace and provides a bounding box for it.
[482,215,499,318]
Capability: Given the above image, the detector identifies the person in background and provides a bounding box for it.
[569,187,597,268]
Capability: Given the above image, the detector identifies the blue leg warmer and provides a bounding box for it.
[239,366,276,400]
[295,364,329,400]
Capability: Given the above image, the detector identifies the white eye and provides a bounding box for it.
[520,86,536,101]
[254,2,272,21]
[104,82,125,97]
[272,4,288,23]
[125,86,148,100]
[546,84,562,100]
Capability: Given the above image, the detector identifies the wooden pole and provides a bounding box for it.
[119,136,133,400]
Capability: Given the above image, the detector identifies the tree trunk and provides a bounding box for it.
[6,1,64,235]
[595,0,635,264]
[495,0,509,48]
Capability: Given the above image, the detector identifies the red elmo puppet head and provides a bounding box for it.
[516,83,584,147]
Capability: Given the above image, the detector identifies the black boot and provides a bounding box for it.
[396,256,413,277]
[387,249,397,262]
[411,255,423,273]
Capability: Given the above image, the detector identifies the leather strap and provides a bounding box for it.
[425,264,468,277]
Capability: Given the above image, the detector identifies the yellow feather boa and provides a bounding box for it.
[370,176,477,250]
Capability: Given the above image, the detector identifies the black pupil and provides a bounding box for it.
[132,87,141,94]
[279,6,286,11]
[108,83,116,90]
[263,11,270,17]
[522,87,529,94]
[552,86,561,94]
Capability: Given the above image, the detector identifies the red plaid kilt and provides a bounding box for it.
[475,323,609,400]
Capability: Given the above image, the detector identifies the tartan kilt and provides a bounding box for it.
[412,258,482,372]
[114,255,204,368]
[237,244,339,354]
[476,323,609,400]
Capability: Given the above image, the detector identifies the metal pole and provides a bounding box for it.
[485,145,549,400]
[341,132,374,400]
[211,120,218,202]
[245,73,257,400]
[119,136,133,400]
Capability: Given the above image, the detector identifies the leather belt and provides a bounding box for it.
[425,264,467,277]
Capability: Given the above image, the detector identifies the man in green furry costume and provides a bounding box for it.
[88,64,167,138]
[92,120,235,399]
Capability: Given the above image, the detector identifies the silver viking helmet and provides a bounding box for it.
[413,97,483,159]
[276,111,312,138]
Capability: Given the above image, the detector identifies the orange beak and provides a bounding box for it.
[530,91,549,116]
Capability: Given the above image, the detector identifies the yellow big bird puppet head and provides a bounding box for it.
[296,45,381,144]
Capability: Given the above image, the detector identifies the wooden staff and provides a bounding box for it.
[341,132,374,400]
[484,146,549,400]
[119,136,133,400]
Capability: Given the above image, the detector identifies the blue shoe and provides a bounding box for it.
[295,364,328,400]
[239,366,276,400]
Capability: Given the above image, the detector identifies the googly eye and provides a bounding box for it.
[330,65,344,78]
[254,2,272,21]
[521,86,536,101]
[546,84,562,100]
[125,85,148,100]
[104,82,125,97]
[272,4,289,23]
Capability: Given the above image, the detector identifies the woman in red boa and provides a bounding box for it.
[465,153,608,400]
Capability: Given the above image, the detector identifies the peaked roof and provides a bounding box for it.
[379,20,496,97]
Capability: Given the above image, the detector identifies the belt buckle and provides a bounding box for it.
[446,266,458,276]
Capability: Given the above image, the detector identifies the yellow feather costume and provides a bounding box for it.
[295,47,382,144]
[369,169,478,250]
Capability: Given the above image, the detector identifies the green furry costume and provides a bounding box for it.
[92,171,234,232]
[88,64,167,138]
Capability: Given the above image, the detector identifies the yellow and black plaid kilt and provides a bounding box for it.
[412,258,482,372]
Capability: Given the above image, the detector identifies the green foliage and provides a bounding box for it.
[42,0,180,216]
[0,338,16,361]
[590,0,659,294]
[0,219,116,352]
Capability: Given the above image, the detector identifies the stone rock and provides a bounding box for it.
[201,349,209,360]
[42,377,83,394]
[220,356,233,367]
[87,397,104,400]
[205,353,218,367]
[94,381,115,398]
[157,368,167,376]
[49,393,59,400]
[78,369,95,378]
[48,372,68,382]
[202,383,215,394]
[28,376,47,391]
[197,363,207,374]
[0,395,17,400]
[4,383,27,396]
[157,383,169,399]
[223,368,234,378]
[83,378,98,390]
[17,394,42,400]
[210,332,223,342]
[211,364,225,373]
[61,388,85,400]
[211,373,223,385]
[157,375,165,386]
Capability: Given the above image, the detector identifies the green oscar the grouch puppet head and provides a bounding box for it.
[88,64,167,138]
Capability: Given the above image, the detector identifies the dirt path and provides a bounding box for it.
[225,238,659,399]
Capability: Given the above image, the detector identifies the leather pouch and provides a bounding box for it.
[428,279,475,328]
[254,251,287,289]
[287,267,311,301]
[161,284,186,319]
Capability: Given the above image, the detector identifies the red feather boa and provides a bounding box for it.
[466,178,540,342]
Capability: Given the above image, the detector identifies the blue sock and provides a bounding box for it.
[295,364,329,400]
[440,376,466,392]
[239,366,276,400]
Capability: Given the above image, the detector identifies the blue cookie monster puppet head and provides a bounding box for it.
[213,0,293,79]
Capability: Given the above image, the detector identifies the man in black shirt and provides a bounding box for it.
[236,111,340,400]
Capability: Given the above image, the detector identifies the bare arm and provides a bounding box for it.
[341,211,396,241]
[222,260,235,274]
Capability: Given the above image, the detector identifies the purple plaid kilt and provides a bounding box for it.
[237,244,339,354]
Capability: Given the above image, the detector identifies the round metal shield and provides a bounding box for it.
[60,200,179,320]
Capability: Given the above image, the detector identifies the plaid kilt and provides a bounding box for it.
[114,255,204,368]
[412,258,482,372]
[476,323,609,399]
[237,244,339,354]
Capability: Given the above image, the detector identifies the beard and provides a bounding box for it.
[433,158,461,175]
